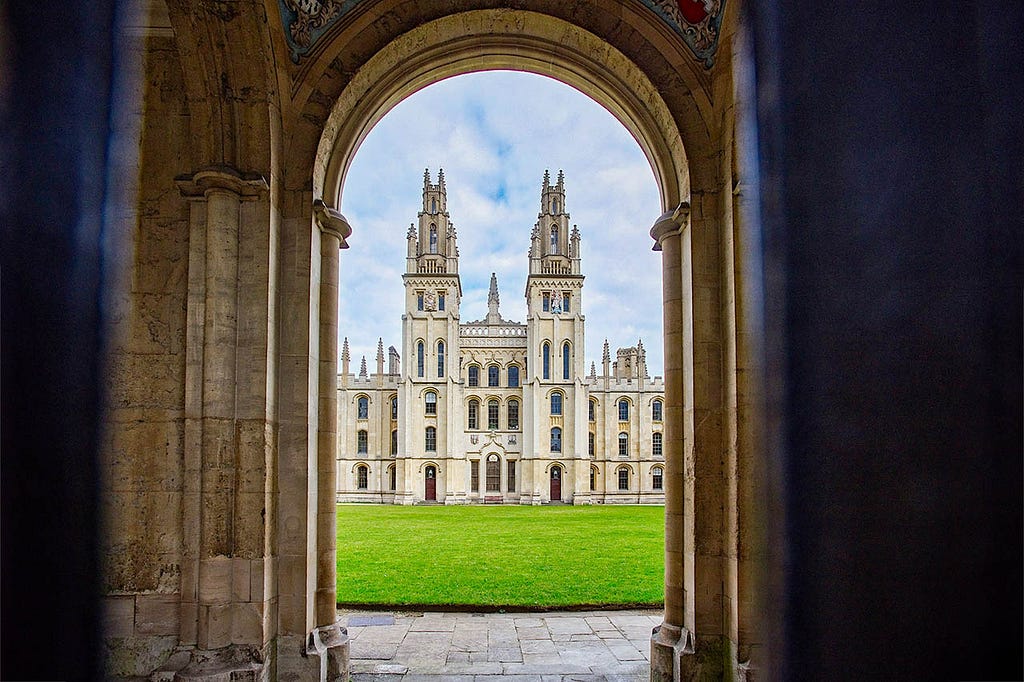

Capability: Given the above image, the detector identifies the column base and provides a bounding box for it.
[161,644,267,681]
[651,625,733,682]
[650,622,693,682]
[277,622,349,682]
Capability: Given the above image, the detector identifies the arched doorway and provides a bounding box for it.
[549,466,562,502]
[424,465,437,502]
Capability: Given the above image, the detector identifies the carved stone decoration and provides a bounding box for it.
[278,0,361,63]
[423,288,437,311]
[639,0,727,67]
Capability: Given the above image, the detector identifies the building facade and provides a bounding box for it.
[337,170,665,504]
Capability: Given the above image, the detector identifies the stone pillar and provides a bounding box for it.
[650,204,696,680]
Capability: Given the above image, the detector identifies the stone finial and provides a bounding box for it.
[423,167,430,188]
[542,169,550,190]
[590,361,597,378]
[341,337,350,362]
[488,272,499,304]
[556,169,564,189]
[358,356,367,378]
[377,338,385,362]
[407,224,415,238]
[438,168,445,189]
[602,339,610,363]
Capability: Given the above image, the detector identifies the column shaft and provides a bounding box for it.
[316,230,340,626]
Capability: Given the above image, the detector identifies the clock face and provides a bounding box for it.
[677,0,708,23]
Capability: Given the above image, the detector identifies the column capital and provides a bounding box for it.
[650,201,690,252]
[313,198,351,248]
[175,166,268,199]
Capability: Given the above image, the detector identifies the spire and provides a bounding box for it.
[423,167,430,189]
[358,355,367,378]
[438,168,445,191]
[341,337,350,362]
[486,272,501,323]
[556,169,564,190]
[602,339,610,363]
[376,338,385,376]
[590,361,597,378]
[488,272,499,304]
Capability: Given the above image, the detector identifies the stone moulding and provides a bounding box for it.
[276,0,725,67]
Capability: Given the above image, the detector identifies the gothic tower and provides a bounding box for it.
[398,169,463,503]
[523,170,589,503]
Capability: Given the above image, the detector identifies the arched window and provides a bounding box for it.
[357,465,368,490]
[488,365,499,387]
[550,225,559,253]
[391,429,398,456]
[652,466,664,491]
[589,399,596,422]
[562,292,570,313]
[417,341,424,377]
[507,400,520,430]
[550,392,562,415]
[468,366,479,387]
[424,391,437,415]
[652,432,663,457]
[357,396,368,419]
[542,343,550,379]
[437,340,445,378]
[618,432,628,457]
[550,427,562,453]
[562,342,571,380]
[429,223,438,253]
[357,430,368,454]
[486,455,500,492]
[652,400,663,422]
[590,466,598,491]
[487,399,499,430]
[618,467,630,490]
[425,426,436,451]
[618,399,629,421]
[468,399,479,430]
[507,365,519,387]
[551,198,557,213]
[388,465,396,491]
[391,396,398,420]
[588,432,595,456]
[431,198,436,212]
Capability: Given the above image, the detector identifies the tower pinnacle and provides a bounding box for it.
[486,272,501,323]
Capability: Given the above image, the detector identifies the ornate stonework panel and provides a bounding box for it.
[637,0,727,67]
[277,0,362,63]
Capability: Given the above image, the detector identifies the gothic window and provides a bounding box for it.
[652,400,663,422]
[550,392,562,415]
[437,340,445,378]
[438,294,445,311]
[652,466,664,491]
[391,396,398,420]
[550,225,559,253]
[652,432,663,457]
[431,198,436,212]
[507,400,520,430]
[618,399,629,421]
[551,198,557,213]
[488,399,499,430]
[562,342,570,380]
[562,293,570,313]
[391,429,398,456]
[389,465,396,491]
[357,465,368,490]
[588,432,595,456]
[590,466,597,491]
[488,365,499,387]
[357,430,368,454]
[507,365,519,387]
[425,391,437,415]
[425,426,436,451]
[417,293,424,311]
[357,396,368,419]
[551,427,562,453]
[468,399,479,430]
[507,460,516,492]
[618,432,629,457]
[542,343,550,379]
[542,293,550,312]
[468,366,479,386]
[486,455,500,492]
[618,467,630,490]
[417,341,424,377]
[429,224,438,253]
[470,460,479,492]
[589,399,596,422]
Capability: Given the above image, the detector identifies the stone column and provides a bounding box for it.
[650,204,696,680]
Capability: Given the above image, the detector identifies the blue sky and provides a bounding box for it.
[338,71,664,376]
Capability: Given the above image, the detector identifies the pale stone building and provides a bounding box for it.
[337,171,665,505]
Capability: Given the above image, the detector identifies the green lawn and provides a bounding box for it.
[336,504,665,608]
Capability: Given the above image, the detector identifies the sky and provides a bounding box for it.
[338,71,664,376]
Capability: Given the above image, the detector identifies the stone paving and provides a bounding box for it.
[343,609,659,681]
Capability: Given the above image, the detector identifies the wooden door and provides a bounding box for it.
[425,466,436,501]
[550,466,561,501]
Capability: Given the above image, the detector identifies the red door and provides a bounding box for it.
[550,467,561,502]
[425,466,436,501]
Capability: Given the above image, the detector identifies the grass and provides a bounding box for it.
[336,504,665,608]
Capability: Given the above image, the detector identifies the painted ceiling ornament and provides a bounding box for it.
[278,0,361,63]
[641,0,726,67]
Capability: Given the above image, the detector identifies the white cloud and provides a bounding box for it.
[339,71,664,375]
